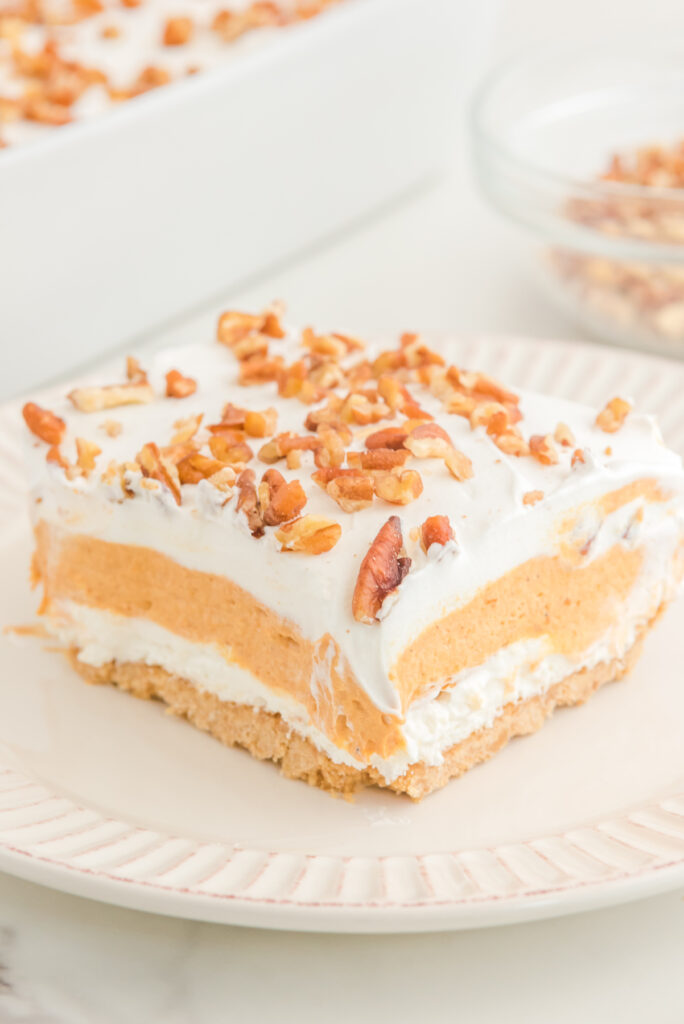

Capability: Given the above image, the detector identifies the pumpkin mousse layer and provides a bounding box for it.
[21,306,684,795]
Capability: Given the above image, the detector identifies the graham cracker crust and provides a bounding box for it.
[68,626,648,799]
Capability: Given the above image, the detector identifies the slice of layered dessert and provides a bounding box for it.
[22,307,684,797]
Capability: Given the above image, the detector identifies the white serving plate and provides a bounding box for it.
[1,332,683,933]
[0,0,490,400]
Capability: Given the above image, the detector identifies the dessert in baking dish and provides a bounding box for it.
[21,307,684,797]
[0,0,342,149]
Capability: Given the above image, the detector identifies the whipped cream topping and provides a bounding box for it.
[24,320,684,730]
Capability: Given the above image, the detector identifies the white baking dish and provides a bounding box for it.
[0,0,490,399]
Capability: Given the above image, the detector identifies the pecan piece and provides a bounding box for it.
[75,437,101,476]
[259,468,307,525]
[596,397,631,433]
[126,356,148,383]
[165,369,197,398]
[374,469,423,505]
[352,516,411,624]
[68,382,154,412]
[209,435,253,466]
[177,453,225,484]
[236,468,264,536]
[529,434,560,466]
[313,426,347,469]
[493,429,530,457]
[404,423,473,481]
[420,514,454,553]
[46,445,69,470]
[171,413,203,444]
[238,356,284,386]
[216,310,264,347]
[137,442,181,504]
[244,407,278,438]
[163,15,193,44]
[365,426,408,450]
[347,449,410,472]
[571,448,586,467]
[22,402,65,445]
[554,422,575,448]
[276,515,341,554]
[523,490,544,506]
[327,474,374,513]
[220,402,248,428]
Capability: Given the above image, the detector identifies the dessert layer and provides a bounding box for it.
[40,510,681,779]
[69,629,646,798]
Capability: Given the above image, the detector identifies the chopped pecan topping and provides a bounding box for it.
[68,381,154,412]
[404,422,453,459]
[596,397,631,433]
[137,442,181,504]
[276,515,341,554]
[444,448,473,481]
[208,466,237,493]
[347,449,409,472]
[313,426,346,469]
[340,391,391,426]
[572,448,586,467]
[286,450,302,469]
[312,466,366,489]
[163,15,193,45]
[244,407,278,437]
[523,490,544,506]
[493,429,530,457]
[236,468,264,536]
[258,468,307,525]
[258,432,320,463]
[304,395,343,431]
[177,453,225,484]
[374,469,423,505]
[238,356,284,386]
[447,366,519,407]
[554,422,575,447]
[420,514,454,553]
[327,474,374,513]
[529,434,560,466]
[99,419,122,438]
[209,435,253,466]
[22,402,65,445]
[301,327,348,360]
[46,444,69,470]
[217,305,284,353]
[404,423,473,480]
[365,426,408,450]
[352,515,411,624]
[75,437,101,475]
[220,402,248,428]
[216,310,264,347]
[165,369,197,398]
[126,356,148,383]
[233,335,269,362]
[171,413,203,444]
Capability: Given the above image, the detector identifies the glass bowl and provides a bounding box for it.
[470,43,684,358]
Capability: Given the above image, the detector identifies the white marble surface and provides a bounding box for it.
[4,0,684,1018]
[0,872,683,1022]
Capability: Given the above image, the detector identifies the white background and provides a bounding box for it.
[2,0,684,1019]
